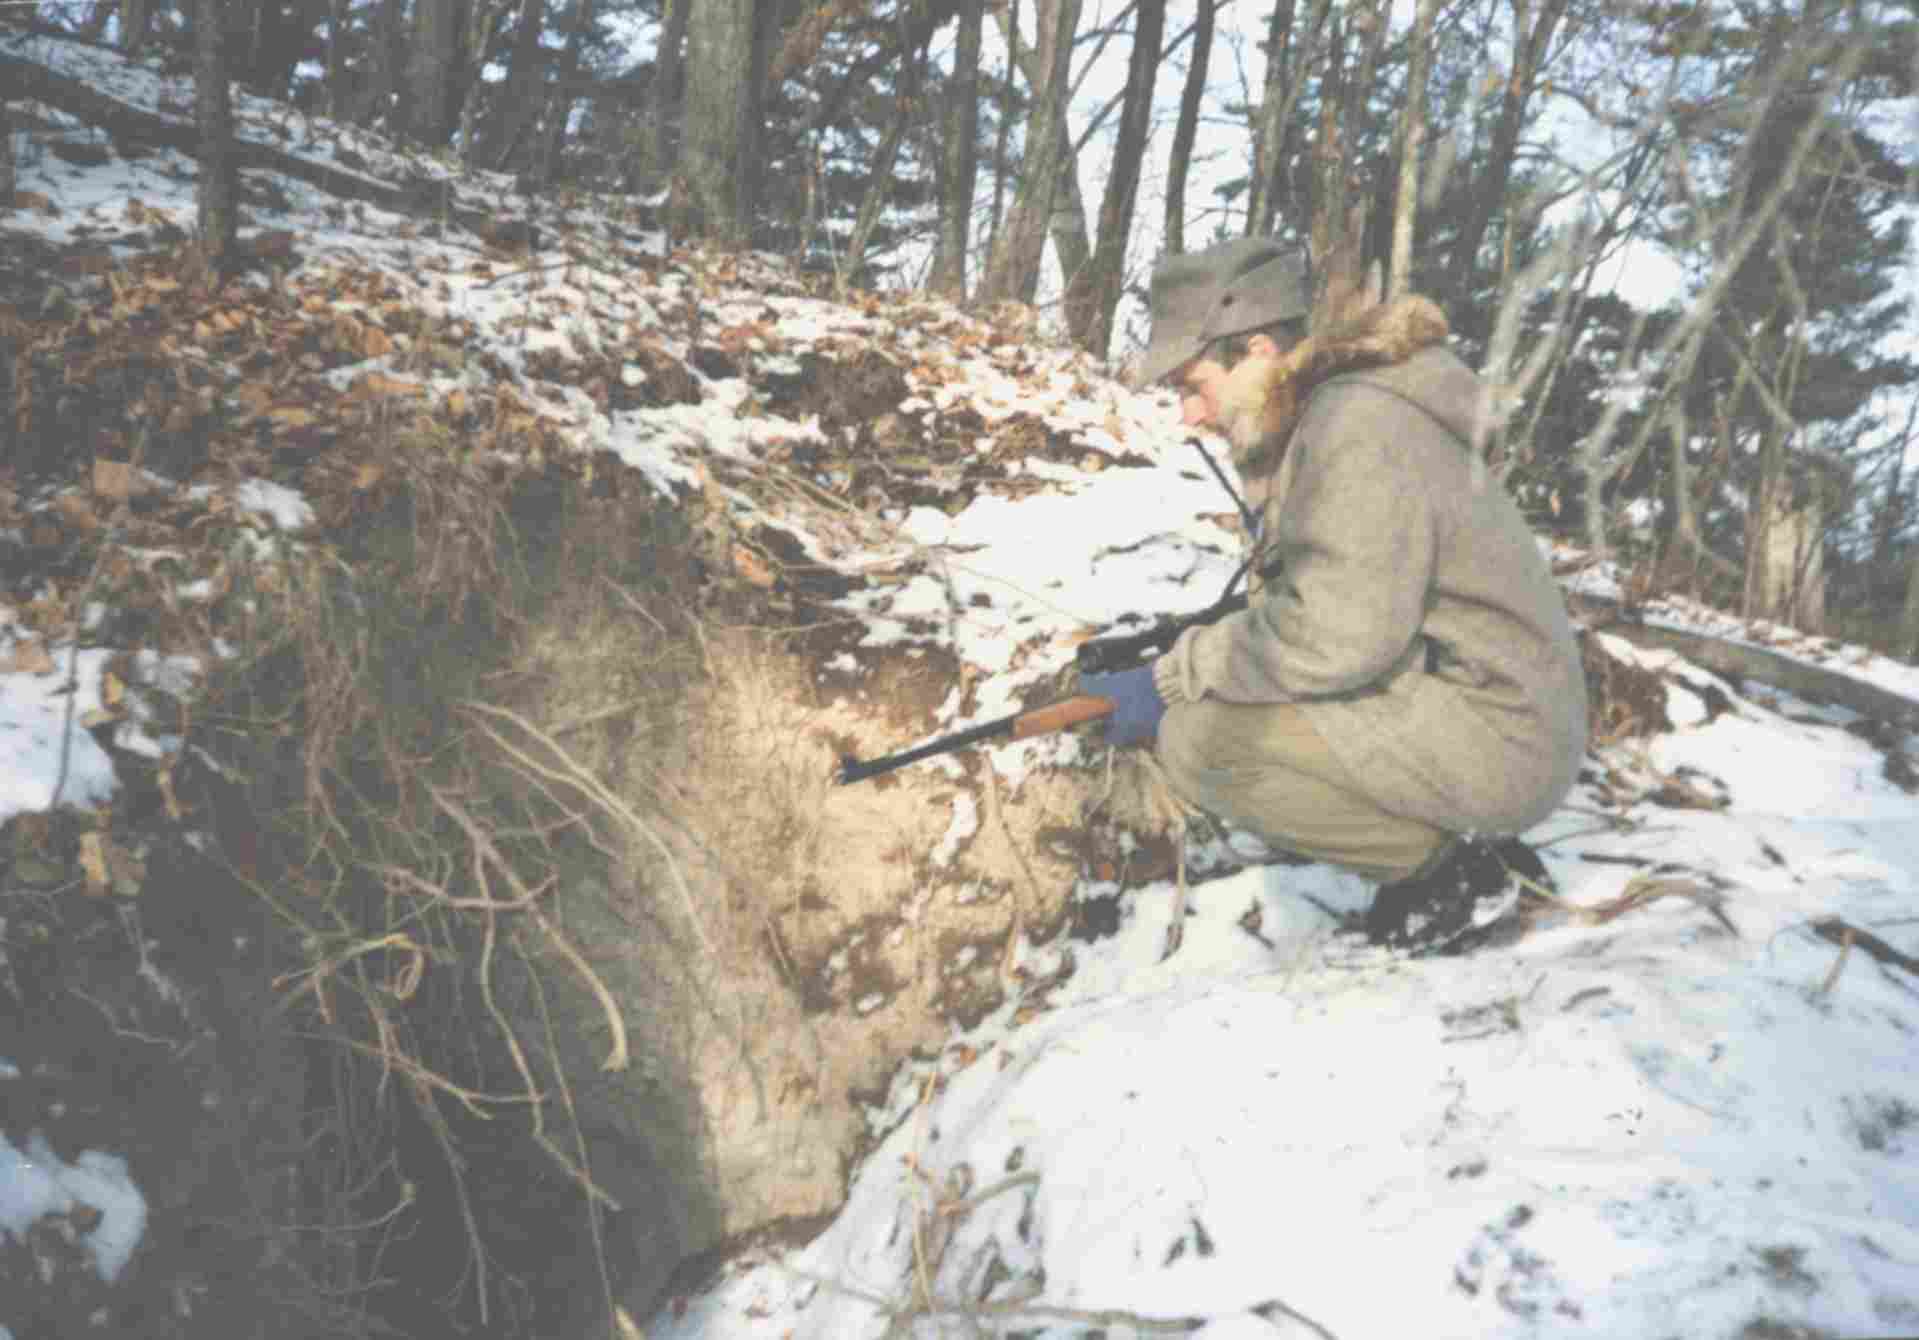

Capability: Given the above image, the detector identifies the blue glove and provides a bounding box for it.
[1079,666,1167,748]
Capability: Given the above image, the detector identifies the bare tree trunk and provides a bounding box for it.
[1389,0,1441,300]
[362,0,406,130]
[1664,400,1742,587]
[977,0,1082,305]
[196,0,238,271]
[122,0,152,58]
[325,0,353,120]
[1442,0,1570,303]
[1901,541,1919,663]
[634,0,691,190]
[1163,0,1214,257]
[0,96,14,204]
[1744,469,1827,632]
[844,5,927,282]
[409,0,458,147]
[985,0,1017,264]
[1069,0,1165,353]
[931,0,983,298]
[682,0,757,243]
[1247,0,1333,238]
[528,0,595,188]
[989,3,1093,316]
[481,0,547,168]
[454,0,510,166]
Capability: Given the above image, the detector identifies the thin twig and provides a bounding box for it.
[1817,924,1853,996]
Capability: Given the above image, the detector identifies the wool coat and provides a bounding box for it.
[1151,296,1588,837]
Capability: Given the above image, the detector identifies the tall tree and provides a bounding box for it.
[1163,0,1215,258]
[988,3,1100,320]
[529,0,598,188]
[1246,0,1332,239]
[845,3,930,280]
[1440,0,1572,304]
[931,0,984,297]
[976,0,1082,304]
[324,0,354,120]
[1389,0,1442,299]
[1068,0,1166,353]
[638,0,691,188]
[0,94,13,204]
[362,0,407,129]
[682,0,758,243]
[407,0,459,147]
[122,0,153,57]
[195,0,238,269]
[479,0,548,168]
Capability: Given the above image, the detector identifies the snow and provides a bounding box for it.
[3,29,1918,1338]
[0,1121,149,1285]
[0,638,120,815]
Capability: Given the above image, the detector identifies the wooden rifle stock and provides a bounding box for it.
[836,694,1115,785]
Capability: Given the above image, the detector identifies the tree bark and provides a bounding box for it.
[931,0,983,298]
[1162,0,1214,258]
[1069,0,1165,353]
[122,0,151,58]
[988,4,1095,317]
[325,0,353,120]
[985,0,1017,265]
[1389,0,1441,300]
[845,4,928,282]
[195,0,238,270]
[636,0,691,190]
[1248,0,1334,238]
[1442,0,1570,303]
[481,0,547,169]
[454,0,510,166]
[363,0,406,130]
[0,95,14,203]
[1901,540,1919,664]
[681,0,757,244]
[528,0,595,188]
[408,0,459,147]
[977,0,1082,305]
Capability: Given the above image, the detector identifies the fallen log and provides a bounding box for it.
[1576,597,1919,731]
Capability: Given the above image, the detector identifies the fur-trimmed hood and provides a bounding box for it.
[1214,294,1455,472]
[1152,286,1589,843]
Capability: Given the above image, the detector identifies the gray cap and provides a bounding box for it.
[1136,238,1311,387]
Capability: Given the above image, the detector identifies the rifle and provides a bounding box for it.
[837,695,1117,784]
[837,581,1261,785]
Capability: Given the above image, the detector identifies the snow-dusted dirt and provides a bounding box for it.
[4,27,1919,1340]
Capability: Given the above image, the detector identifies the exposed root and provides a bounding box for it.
[1811,917,1919,984]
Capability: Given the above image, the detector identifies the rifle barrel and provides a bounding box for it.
[837,695,1115,784]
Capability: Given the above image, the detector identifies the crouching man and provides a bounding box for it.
[1081,237,1588,954]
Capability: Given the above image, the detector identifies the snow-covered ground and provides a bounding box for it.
[656,654,1919,1339]
[3,29,1919,1340]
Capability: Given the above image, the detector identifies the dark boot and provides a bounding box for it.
[1363,836,1553,956]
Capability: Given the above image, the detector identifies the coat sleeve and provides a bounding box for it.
[1166,386,1440,705]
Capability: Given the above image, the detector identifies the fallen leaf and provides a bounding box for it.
[52,492,103,533]
[733,544,776,589]
[3,639,56,674]
[77,832,110,896]
[158,765,183,822]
